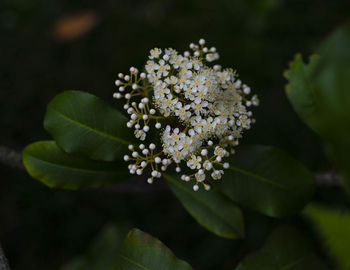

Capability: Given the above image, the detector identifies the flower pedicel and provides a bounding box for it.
[113,39,259,191]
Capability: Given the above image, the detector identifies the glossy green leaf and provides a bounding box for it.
[236,226,329,270]
[23,141,129,189]
[115,228,194,270]
[165,174,244,239]
[217,145,315,218]
[285,24,350,189]
[304,204,350,270]
[44,90,134,161]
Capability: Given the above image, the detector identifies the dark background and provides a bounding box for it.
[1,0,349,269]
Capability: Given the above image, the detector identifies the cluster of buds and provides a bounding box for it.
[113,39,259,191]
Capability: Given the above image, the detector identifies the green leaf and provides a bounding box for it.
[217,145,315,218]
[61,224,126,270]
[304,204,350,270]
[165,174,244,239]
[115,228,194,270]
[44,90,134,161]
[285,24,350,189]
[284,53,321,135]
[235,226,329,270]
[23,141,129,189]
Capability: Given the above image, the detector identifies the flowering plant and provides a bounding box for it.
[114,39,259,190]
[22,37,321,266]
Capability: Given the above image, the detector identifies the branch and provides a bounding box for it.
[0,243,11,270]
[0,145,342,191]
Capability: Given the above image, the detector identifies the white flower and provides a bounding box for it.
[195,171,206,182]
[187,155,202,169]
[211,170,224,180]
[149,48,162,59]
[116,39,258,188]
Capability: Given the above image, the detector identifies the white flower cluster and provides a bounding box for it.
[113,39,259,191]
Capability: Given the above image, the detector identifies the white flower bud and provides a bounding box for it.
[143,125,149,132]
[141,161,147,168]
[201,149,208,156]
[193,185,199,191]
[149,143,156,150]
[147,178,153,184]
[199,38,205,45]
[132,151,138,158]
[123,155,129,161]
[155,122,161,129]
[128,144,134,150]
[113,93,121,99]
[124,75,130,81]
[155,157,161,163]
[142,114,148,120]
[131,114,137,120]
[142,149,149,155]
[125,93,131,99]
[151,170,158,177]
[119,86,125,92]
[135,124,140,129]
[223,162,229,169]
[150,109,156,114]
[132,84,138,90]
[136,169,143,175]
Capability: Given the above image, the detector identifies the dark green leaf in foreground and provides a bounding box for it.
[235,226,329,270]
[165,174,244,239]
[304,204,350,270]
[115,228,194,270]
[285,24,350,189]
[44,90,134,161]
[23,141,129,189]
[217,145,315,218]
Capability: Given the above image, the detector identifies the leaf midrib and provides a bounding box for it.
[26,153,124,175]
[229,165,287,190]
[166,175,239,237]
[48,106,132,145]
[279,255,310,270]
[119,254,150,270]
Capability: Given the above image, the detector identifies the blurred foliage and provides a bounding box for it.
[1,0,350,269]
[304,204,350,270]
[285,24,350,191]
[236,226,329,270]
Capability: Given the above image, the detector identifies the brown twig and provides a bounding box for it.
[0,243,11,270]
[0,145,342,191]
[0,145,25,171]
